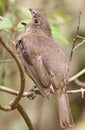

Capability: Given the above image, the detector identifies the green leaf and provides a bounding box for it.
[0,16,12,31]
[51,25,69,44]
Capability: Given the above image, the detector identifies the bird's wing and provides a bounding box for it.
[16,38,51,99]
[33,55,51,88]
[25,61,51,99]
[21,36,51,88]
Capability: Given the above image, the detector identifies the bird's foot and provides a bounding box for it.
[28,85,41,100]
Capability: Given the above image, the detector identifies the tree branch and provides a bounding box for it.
[0,58,13,62]
[77,35,85,40]
[0,85,40,98]
[74,79,85,88]
[68,68,85,82]
[0,35,25,111]
[67,88,85,99]
[73,39,85,52]
[17,104,34,130]
[69,12,81,64]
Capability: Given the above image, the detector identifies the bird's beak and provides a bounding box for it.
[29,8,36,16]
[21,22,28,26]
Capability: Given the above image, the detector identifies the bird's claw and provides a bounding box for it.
[28,85,37,100]
[28,91,36,100]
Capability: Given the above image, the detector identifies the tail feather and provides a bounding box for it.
[56,87,74,128]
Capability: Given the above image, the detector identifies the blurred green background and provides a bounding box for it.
[0,0,85,130]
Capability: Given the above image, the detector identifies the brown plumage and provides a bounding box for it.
[16,8,74,128]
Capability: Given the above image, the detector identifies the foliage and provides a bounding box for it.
[51,25,69,44]
[0,16,12,31]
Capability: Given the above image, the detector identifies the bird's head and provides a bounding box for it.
[29,8,52,37]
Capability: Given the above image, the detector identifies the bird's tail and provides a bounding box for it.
[56,87,74,128]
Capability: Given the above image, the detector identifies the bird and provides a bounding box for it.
[16,8,74,128]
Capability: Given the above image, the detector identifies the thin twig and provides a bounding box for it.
[69,12,81,63]
[0,35,25,111]
[10,30,16,46]
[74,79,85,88]
[67,88,85,99]
[0,104,12,111]
[77,35,85,40]
[68,68,85,82]
[67,88,85,94]
[17,104,34,130]
[0,85,40,98]
[0,59,13,62]
[73,39,85,52]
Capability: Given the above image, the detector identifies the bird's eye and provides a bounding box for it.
[32,10,36,14]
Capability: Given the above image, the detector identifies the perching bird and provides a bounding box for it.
[16,8,74,128]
